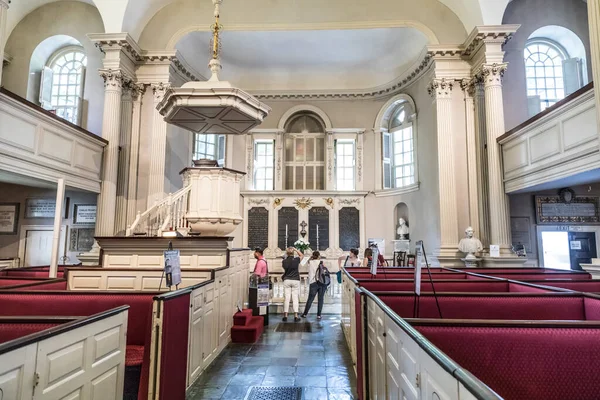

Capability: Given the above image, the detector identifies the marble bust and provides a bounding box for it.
[397,218,409,240]
[458,226,483,260]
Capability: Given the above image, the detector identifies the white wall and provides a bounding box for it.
[502,0,591,130]
[2,2,105,135]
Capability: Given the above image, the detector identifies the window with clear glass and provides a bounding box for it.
[254,140,274,190]
[49,49,87,124]
[284,113,325,190]
[335,139,355,190]
[383,103,415,189]
[524,40,568,111]
[193,134,226,166]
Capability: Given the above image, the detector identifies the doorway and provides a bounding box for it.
[18,225,67,267]
[540,231,598,270]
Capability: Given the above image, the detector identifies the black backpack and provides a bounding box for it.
[316,261,331,286]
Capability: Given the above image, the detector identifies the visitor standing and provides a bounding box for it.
[301,251,330,320]
[253,247,268,278]
[338,248,362,269]
[282,247,303,322]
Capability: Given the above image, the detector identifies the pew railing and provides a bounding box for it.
[127,185,192,237]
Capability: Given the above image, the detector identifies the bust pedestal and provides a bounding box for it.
[461,257,481,268]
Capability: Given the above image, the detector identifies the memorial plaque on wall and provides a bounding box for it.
[339,207,360,251]
[536,196,599,224]
[309,207,330,251]
[278,207,298,250]
[247,207,269,250]
[511,216,532,253]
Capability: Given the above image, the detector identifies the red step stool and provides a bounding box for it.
[231,309,264,343]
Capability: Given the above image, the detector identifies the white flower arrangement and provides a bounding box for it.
[293,238,310,253]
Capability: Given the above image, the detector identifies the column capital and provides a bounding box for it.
[427,78,454,99]
[0,1,9,10]
[131,83,147,101]
[151,82,171,103]
[480,63,508,87]
[99,69,125,90]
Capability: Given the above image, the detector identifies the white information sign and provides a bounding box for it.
[74,205,97,224]
[570,241,582,250]
[370,246,379,276]
[164,250,182,287]
[490,245,500,258]
[414,241,424,296]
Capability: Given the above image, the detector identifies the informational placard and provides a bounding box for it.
[25,198,55,218]
[490,245,500,258]
[536,196,599,224]
[163,250,182,287]
[0,203,19,234]
[570,241,582,250]
[370,246,379,276]
[414,241,424,296]
[257,281,269,315]
[73,204,97,224]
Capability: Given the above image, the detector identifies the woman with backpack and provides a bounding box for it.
[301,251,330,320]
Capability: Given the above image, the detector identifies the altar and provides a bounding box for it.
[242,192,368,271]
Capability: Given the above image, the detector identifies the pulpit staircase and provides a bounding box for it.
[126,185,192,237]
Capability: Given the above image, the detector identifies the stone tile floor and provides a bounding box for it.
[186,314,358,399]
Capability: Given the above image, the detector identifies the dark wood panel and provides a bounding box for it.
[247,207,269,250]
[339,207,360,251]
[278,207,298,250]
[309,207,329,251]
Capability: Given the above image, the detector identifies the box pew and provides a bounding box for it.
[511,279,600,292]
[357,288,502,400]
[446,267,577,274]
[0,277,50,286]
[0,265,68,278]
[349,272,472,280]
[375,292,597,320]
[0,307,128,400]
[4,278,68,290]
[64,267,213,291]
[463,270,592,280]
[357,279,562,293]
[409,319,600,400]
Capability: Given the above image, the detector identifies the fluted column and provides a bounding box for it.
[588,0,600,130]
[428,78,459,254]
[95,69,124,236]
[126,83,146,226]
[474,78,491,248]
[461,79,481,240]
[147,83,169,206]
[114,81,134,235]
[482,63,512,252]
[0,0,9,86]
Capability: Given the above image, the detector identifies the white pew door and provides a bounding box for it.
[0,343,36,400]
[23,227,66,267]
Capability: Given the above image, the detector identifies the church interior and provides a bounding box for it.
[0,0,600,399]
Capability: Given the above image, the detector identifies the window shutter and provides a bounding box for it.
[527,95,541,118]
[382,131,392,189]
[39,66,54,108]
[217,135,226,167]
[563,58,583,96]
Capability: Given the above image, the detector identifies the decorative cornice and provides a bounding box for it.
[427,78,454,98]
[338,198,361,206]
[462,25,520,58]
[88,33,144,62]
[248,198,269,206]
[141,51,203,82]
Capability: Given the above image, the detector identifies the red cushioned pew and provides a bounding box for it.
[519,279,600,292]
[408,319,600,400]
[0,316,75,344]
[0,289,192,400]
[0,265,68,278]
[356,279,565,293]
[0,277,67,290]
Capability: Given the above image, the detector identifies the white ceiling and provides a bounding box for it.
[176,28,429,92]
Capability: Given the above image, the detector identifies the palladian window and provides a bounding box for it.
[284,113,326,190]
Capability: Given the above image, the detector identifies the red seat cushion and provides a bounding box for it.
[126,345,145,367]
[233,309,253,326]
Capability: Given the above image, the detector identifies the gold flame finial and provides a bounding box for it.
[208,0,223,81]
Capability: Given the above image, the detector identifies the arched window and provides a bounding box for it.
[382,101,416,189]
[284,113,326,190]
[524,40,568,111]
[44,47,87,124]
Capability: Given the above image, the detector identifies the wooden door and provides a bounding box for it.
[187,288,204,386]
[25,230,53,267]
[568,232,597,270]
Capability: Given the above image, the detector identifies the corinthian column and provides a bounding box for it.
[147,83,170,206]
[461,79,481,241]
[96,69,124,237]
[0,0,9,86]
[588,0,600,130]
[428,78,459,256]
[114,81,134,235]
[482,63,512,252]
[473,77,491,248]
[126,83,146,226]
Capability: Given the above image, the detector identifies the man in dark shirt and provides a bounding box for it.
[282,247,304,322]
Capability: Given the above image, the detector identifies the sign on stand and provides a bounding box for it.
[163,249,182,288]
[414,241,424,296]
[257,280,269,316]
[370,245,379,276]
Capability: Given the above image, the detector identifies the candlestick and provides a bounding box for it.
[285,224,288,248]
[316,224,319,251]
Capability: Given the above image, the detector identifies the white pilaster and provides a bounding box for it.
[50,178,65,278]
[126,83,146,226]
[461,79,481,241]
[482,63,512,251]
[0,0,8,86]
[115,82,134,234]
[147,82,169,206]
[588,0,600,131]
[428,78,459,254]
[473,78,491,248]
